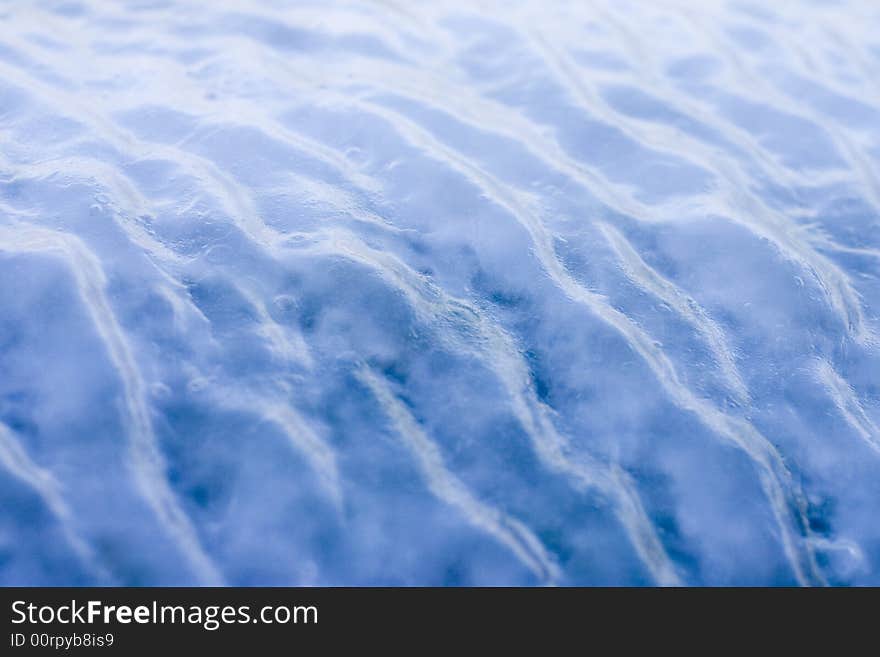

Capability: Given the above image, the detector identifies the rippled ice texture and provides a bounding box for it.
[1,0,879,586]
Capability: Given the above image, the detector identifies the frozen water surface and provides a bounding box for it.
[1,0,879,585]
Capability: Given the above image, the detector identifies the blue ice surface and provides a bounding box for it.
[0,0,879,586]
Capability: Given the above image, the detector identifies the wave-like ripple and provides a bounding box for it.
[0,0,879,585]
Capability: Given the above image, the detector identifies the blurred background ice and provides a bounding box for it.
[1,0,879,585]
